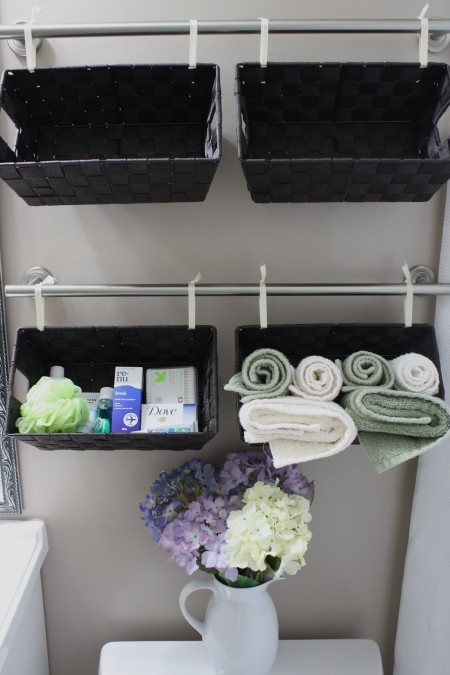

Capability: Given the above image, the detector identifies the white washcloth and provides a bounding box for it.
[391,353,440,396]
[239,397,357,468]
[289,355,343,401]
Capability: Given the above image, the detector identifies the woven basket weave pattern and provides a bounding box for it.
[236,62,450,202]
[7,325,218,451]
[0,64,221,205]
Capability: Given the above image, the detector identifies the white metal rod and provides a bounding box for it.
[0,19,449,40]
[5,283,450,298]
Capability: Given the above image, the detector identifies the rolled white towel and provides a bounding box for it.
[390,353,440,396]
[289,355,343,401]
[239,397,357,468]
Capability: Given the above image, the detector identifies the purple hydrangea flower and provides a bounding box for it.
[219,450,315,503]
[157,495,240,576]
[140,459,220,544]
[201,532,238,581]
[159,519,209,575]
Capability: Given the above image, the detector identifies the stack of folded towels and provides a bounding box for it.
[225,347,450,472]
[225,348,357,468]
[337,350,449,472]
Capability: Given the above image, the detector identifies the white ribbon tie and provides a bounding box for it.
[189,19,198,69]
[402,263,414,328]
[259,264,268,329]
[188,272,201,329]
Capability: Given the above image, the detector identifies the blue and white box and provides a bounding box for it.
[112,367,143,433]
[140,402,198,433]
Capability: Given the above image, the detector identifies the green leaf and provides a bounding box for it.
[265,556,281,573]
[215,572,262,589]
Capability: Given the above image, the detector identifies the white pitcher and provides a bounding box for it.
[179,576,279,675]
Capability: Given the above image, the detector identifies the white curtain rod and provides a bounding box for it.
[5,283,450,298]
[0,19,449,39]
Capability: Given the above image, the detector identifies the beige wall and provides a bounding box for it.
[1,2,449,674]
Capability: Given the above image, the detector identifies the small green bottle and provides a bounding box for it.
[92,387,114,433]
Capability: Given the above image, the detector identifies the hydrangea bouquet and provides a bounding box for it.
[140,451,315,588]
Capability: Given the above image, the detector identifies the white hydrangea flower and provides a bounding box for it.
[225,481,312,578]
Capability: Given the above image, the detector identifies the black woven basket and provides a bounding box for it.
[233,323,444,440]
[0,64,221,205]
[6,325,218,451]
[236,62,450,203]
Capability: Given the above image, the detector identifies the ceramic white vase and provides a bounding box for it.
[179,576,279,675]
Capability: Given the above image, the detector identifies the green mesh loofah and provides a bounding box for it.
[16,376,89,433]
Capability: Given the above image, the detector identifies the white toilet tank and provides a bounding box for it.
[0,519,49,675]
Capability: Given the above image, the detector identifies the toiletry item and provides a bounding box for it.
[145,367,197,404]
[112,367,143,433]
[49,365,66,379]
[144,367,198,432]
[92,387,114,433]
[140,402,198,433]
[16,376,89,434]
[77,393,99,433]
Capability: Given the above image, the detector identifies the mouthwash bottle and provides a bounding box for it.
[93,387,114,433]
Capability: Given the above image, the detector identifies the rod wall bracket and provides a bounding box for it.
[7,20,43,58]
[417,16,450,52]
[22,266,55,286]
[410,265,436,284]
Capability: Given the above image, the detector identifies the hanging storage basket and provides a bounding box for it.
[232,323,444,440]
[6,325,218,450]
[236,62,450,203]
[0,64,221,205]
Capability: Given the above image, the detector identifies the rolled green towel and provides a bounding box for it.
[224,348,292,402]
[341,387,450,473]
[337,350,394,392]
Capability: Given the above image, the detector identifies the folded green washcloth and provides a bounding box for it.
[341,387,450,472]
[224,348,292,402]
[337,350,394,392]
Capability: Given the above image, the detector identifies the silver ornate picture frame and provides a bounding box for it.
[0,267,21,514]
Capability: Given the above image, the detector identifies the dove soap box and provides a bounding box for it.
[111,367,143,433]
[140,402,198,433]
[142,367,198,432]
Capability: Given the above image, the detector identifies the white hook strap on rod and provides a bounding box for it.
[34,274,56,331]
[34,283,44,331]
[259,264,268,329]
[259,17,269,68]
[189,19,198,68]
[188,272,201,329]
[24,6,41,72]
[418,4,429,67]
[402,263,414,327]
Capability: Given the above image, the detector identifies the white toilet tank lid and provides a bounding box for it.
[99,639,384,675]
[0,519,48,661]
